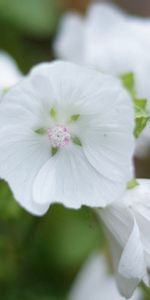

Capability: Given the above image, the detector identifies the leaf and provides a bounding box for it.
[127,179,139,190]
[120,72,135,98]
[120,72,150,138]
[134,98,150,138]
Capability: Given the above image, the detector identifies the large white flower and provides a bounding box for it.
[97,179,150,298]
[69,253,142,300]
[0,61,134,215]
[0,51,22,91]
[54,3,150,156]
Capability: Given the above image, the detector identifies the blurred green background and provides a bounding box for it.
[0,0,150,299]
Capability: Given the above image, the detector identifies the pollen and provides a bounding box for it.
[48,124,71,148]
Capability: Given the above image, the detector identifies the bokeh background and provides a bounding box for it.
[0,0,150,299]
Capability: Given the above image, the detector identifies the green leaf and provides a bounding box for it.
[120,72,135,98]
[127,179,139,190]
[134,98,147,110]
[121,72,150,138]
[134,115,150,138]
[134,98,150,138]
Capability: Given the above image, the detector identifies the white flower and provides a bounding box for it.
[97,179,150,298]
[0,61,134,215]
[54,3,150,80]
[54,3,150,157]
[0,51,22,91]
[69,253,142,300]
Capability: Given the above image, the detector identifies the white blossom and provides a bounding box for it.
[0,61,134,215]
[69,253,142,300]
[54,3,150,157]
[97,179,150,298]
[0,51,21,91]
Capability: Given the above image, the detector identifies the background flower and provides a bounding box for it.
[54,2,150,157]
[0,51,22,91]
[97,179,150,298]
[69,253,142,300]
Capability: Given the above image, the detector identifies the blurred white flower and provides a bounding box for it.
[0,61,134,215]
[97,179,150,298]
[69,253,142,300]
[0,51,21,91]
[54,3,150,157]
[54,3,150,79]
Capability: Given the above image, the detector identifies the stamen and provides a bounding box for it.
[48,124,71,148]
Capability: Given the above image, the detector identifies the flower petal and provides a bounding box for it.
[0,51,21,89]
[33,144,126,208]
[0,71,56,130]
[30,61,133,117]
[54,13,84,62]
[119,219,146,280]
[106,230,141,299]
[0,126,50,215]
[79,91,134,182]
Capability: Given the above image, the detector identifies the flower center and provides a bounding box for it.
[48,124,71,148]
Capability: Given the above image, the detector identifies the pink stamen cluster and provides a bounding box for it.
[48,124,71,148]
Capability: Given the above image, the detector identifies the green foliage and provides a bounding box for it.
[0,180,21,219]
[0,180,104,299]
[121,72,135,98]
[134,99,150,138]
[121,72,150,138]
[0,0,60,36]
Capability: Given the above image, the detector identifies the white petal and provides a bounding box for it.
[69,254,108,300]
[69,253,142,300]
[124,179,150,256]
[98,204,133,247]
[33,144,126,208]
[119,220,146,280]
[77,89,134,182]
[30,61,133,116]
[54,13,84,62]
[0,73,56,129]
[86,3,126,30]
[106,230,141,299]
[0,126,50,215]
[99,202,146,281]
[0,51,21,89]
[117,272,141,299]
